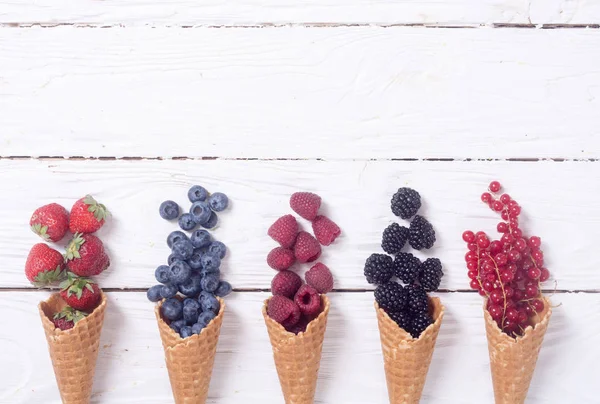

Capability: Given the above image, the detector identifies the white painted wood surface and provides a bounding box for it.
[1,27,600,159]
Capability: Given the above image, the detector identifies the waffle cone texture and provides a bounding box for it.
[375,297,445,404]
[484,296,552,404]
[262,295,331,404]
[155,297,225,404]
[38,292,107,404]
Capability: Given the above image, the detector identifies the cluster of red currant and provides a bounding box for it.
[463,181,550,337]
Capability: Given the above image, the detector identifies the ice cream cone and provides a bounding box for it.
[155,297,225,404]
[375,296,445,404]
[262,295,330,404]
[38,291,107,404]
[484,296,552,404]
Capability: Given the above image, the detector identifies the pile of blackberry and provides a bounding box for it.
[363,187,443,338]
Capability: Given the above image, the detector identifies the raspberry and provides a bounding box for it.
[391,188,421,219]
[305,262,333,293]
[294,284,322,317]
[410,312,433,338]
[408,215,436,250]
[268,215,298,249]
[418,258,443,292]
[312,215,341,246]
[406,284,429,315]
[393,252,421,285]
[293,231,321,263]
[290,192,321,221]
[267,295,301,328]
[364,253,394,285]
[267,247,296,271]
[271,270,303,298]
[285,315,311,334]
[374,282,407,312]
[386,309,412,331]
[381,223,408,255]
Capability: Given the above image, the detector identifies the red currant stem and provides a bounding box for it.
[490,253,508,328]
[475,247,487,296]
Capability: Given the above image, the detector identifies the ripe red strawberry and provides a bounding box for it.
[25,243,65,286]
[52,306,87,331]
[59,273,102,311]
[268,215,298,248]
[305,262,334,293]
[267,247,296,271]
[290,192,321,221]
[312,215,341,246]
[29,203,69,242]
[293,231,321,263]
[69,195,109,234]
[294,284,321,317]
[267,295,301,328]
[271,270,303,298]
[65,233,110,276]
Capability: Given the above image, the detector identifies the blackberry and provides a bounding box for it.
[408,215,436,250]
[406,284,429,315]
[386,309,412,331]
[393,252,421,285]
[364,254,394,285]
[381,223,409,255]
[418,258,443,292]
[410,312,433,338]
[391,188,421,219]
[375,282,407,312]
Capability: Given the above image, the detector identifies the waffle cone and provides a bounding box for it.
[38,292,107,404]
[484,296,552,404]
[155,297,225,404]
[262,295,330,404]
[375,297,444,404]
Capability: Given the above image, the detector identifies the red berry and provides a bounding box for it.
[479,289,487,296]
[500,270,514,283]
[294,284,322,317]
[494,253,508,266]
[532,299,545,313]
[517,310,528,324]
[486,273,497,283]
[489,181,501,193]
[529,236,541,248]
[509,200,519,208]
[305,262,334,294]
[509,204,521,216]
[481,192,492,203]
[30,203,70,242]
[524,304,534,316]
[514,270,525,282]
[312,215,341,246]
[470,279,480,290]
[477,236,490,249]
[514,289,524,301]
[501,233,514,244]
[482,281,494,292]
[501,211,510,221]
[525,284,539,298]
[482,262,495,274]
[532,250,544,264]
[512,228,523,239]
[289,192,321,221]
[500,194,511,204]
[462,231,475,243]
[467,270,478,280]
[504,286,514,298]
[490,241,502,253]
[467,242,478,252]
[465,251,478,262]
[522,259,533,270]
[497,222,508,233]
[492,201,504,212]
[514,238,527,251]
[267,296,301,328]
[467,261,478,271]
[268,215,299,249]
[267,247,296,271]
[527,267,541,280]
[507,264,518,273]
[509,217,519,228]
[271,270,303,298]
[508,250,521,263]
[488,304,503,320]
[540,268,550,282]
[293,231,322,263]
[506,308,519,322]
[489,290,504,304]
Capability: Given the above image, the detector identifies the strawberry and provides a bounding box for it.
[293,231,321,263]
[52,306,87,331]
[29,203,69,242]
[267,247,296,271]
[312,215,341,246]
[290,192,321,221]
[25,243,65,286]
[69,195,109,234]
[65,233,110,276]
[59,273,102,312]
[268,215,298,248]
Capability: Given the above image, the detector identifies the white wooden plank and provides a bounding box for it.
[1,27,599,159]
[0,291,596,403]
[0,159,598,290]
[1,0,600,25]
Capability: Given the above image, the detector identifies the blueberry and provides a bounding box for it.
[180,326,193,338]
[167,231,188,249]
[160,283,178,299]
[169,261,192,285]
[208,241,227,259]
[183,298,201,312]
[147,285,163,302]
[199,291,220,314]
[188,185,209,203]
[159,200,180,220]
[172,239,194,260]
[187,249,204,270]
[178,273,203,298]
[155,265,170,284]
[190,201,212,225]
[178,213,197,231]
[201,274,220,293]
[198,310,217,327]
[208,192,229,212]
[183,304,200,325]
[201,252,221,273]
[215,280,232,297]
[168,252,184,266]
[202,211,218,229]
[191,322,205,335]
[161,298,183,321]
[170,319,185,333]
[190,229,212,249]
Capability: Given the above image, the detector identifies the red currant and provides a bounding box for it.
[522,260,533,270]
[532,299,545,313]
[489,181,501,193]
[514,238,527,251]
[509,217,519,228]
[468,270,478,279]
[500,233,514,244]
[510,204,521,216]
[511,228,523,239]
[462,230,475,243]
[481,192,492,203]
[466,261,478,271]
[504,286,514,298]
[488,304,503,320]
[540,268,550,282]
[482,281,494,292]
[532,250,544,263]
[490,241,502,253]
[477,235,491,249]
[500,270,514,283]
[489,289,504,304]
[507,264,518,273]
[467,243,478,252]
[500,194,511,204]
[509,200,519,208]
[524,304,534,316]
[492,201,504,212]
[494,253,508,266]
[486,273,497,283]
[465,251,478,262]
[506,308,519,322]
[513,289,524,301]
[514,270,525,282]
[470,279,480,290]
[525,284,539,298]
[497,222,508,233]
[517,310,528,324]
[501,211,510,221]
[529,236,541,249]
[527,267,541,280]
[508,250,521,263]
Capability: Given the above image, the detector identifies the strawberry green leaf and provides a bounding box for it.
[30,223,50,241]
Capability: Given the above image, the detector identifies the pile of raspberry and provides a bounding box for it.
[464,181,550,337]
[364,188,443,338]
[266,192,341,334]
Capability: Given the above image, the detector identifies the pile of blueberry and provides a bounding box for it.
[147,185,232,338]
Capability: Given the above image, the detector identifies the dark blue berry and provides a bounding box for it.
[187,249,204,270]
[168,252,184,266]
[183,298,201,311]
[159,200,180,220]
[167,231,188,249]
[169,261,192,285]
[208,241,227,259]
[169,319,185,333]
[208,192,228,212]
[189,201,212,225]
[188,185,208,203]
[202,211,218,229]
[215,280,232,297]
[201,274,220,293]
[199,291,220,314]
[147,285,163,302]
[172,239,194,260]
[190,229,212,249]
[200,252,221,273]
[178,273,203,298]
[155,265,170,284]
[180,326,193,338]
[160,283,178,299]
[183,303,200,325]
[191,322,205,334]
[161,298,183,321]
[198,310,216,327]
[178,213,197,231]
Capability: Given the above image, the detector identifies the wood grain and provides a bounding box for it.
[1,27,600,159]
[0,159,598,290]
